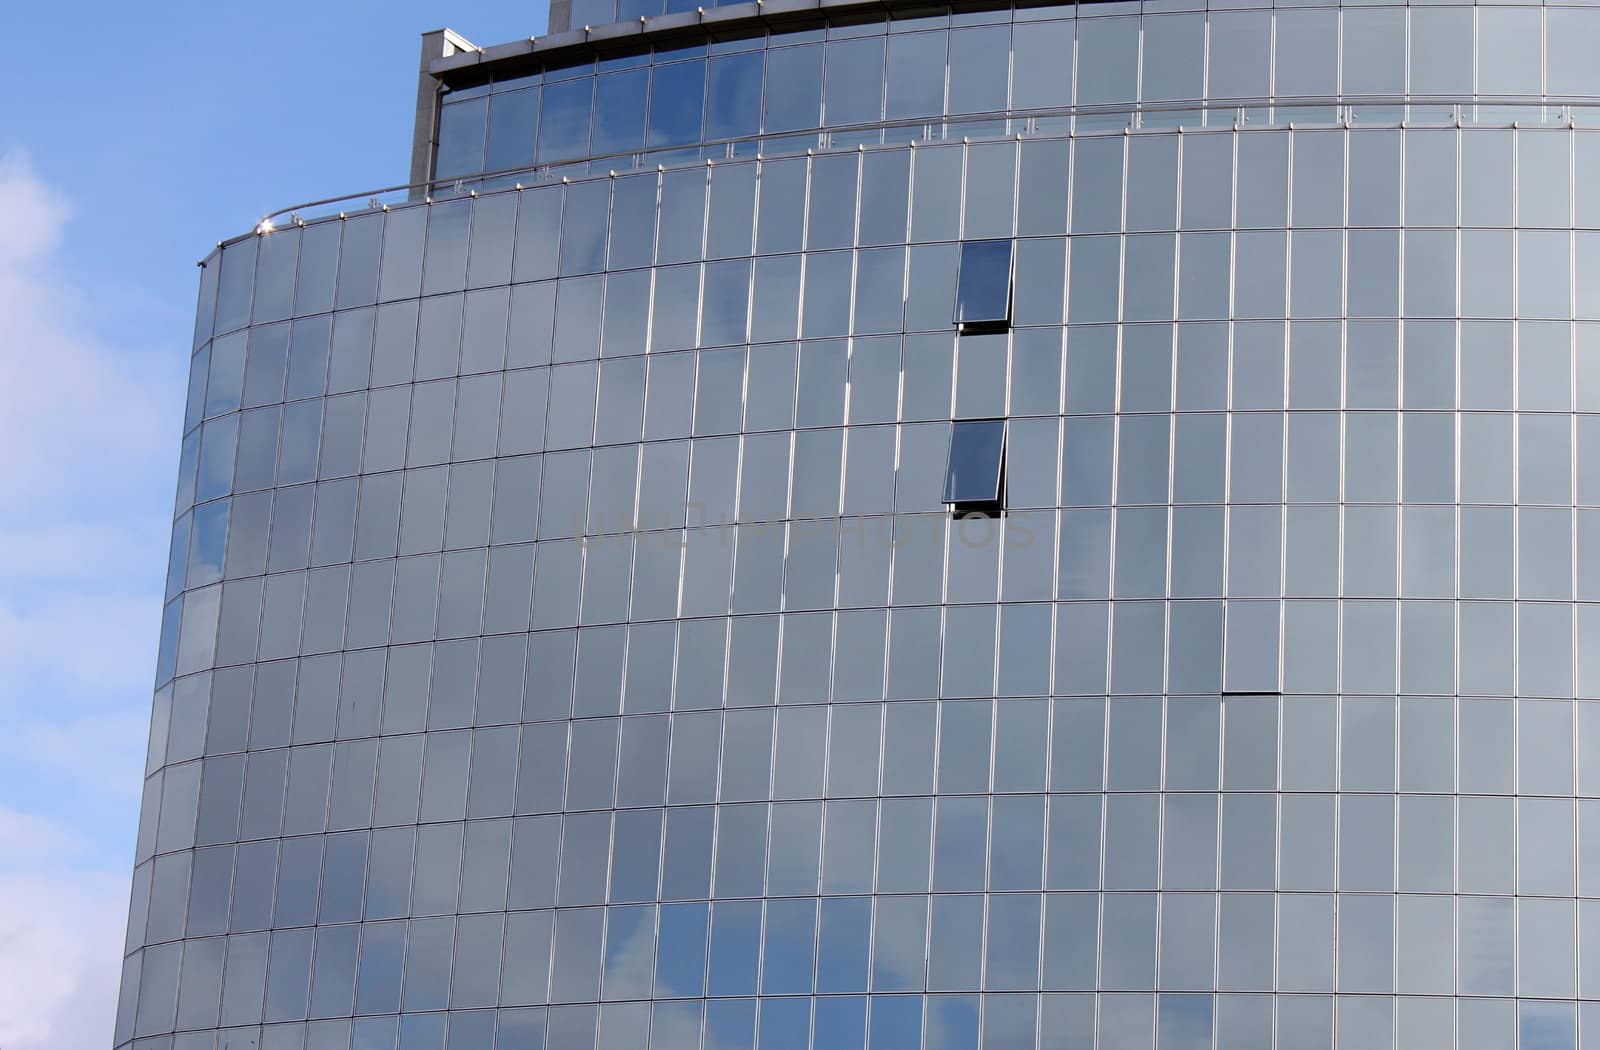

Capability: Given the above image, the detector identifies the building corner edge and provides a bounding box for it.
[409,28,478,200]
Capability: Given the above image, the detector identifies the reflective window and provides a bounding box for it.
[953,240,1013,328]
[592,69,648,156]
[1209,12,1269,101]
[1141,15,1202,104]
[539,77,596,163]
[764,45,823,134]
[947,26,1009,115]
[707,52,763,146]
[886,31,946,120]
[435,98,487,179]
[648,60,707,149]
[485,86,540,172]
[943,419,1005,509]
[826,37,885,128]
[1078,17,1137,108]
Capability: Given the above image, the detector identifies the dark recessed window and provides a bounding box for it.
[943,419,1006,514]
[954,239,1014,330]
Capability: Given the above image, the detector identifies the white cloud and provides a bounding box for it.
[0,521,170,583]
[0,150,179,1048]
[12,709,151,798]
[0,150,176,704]
[0,150,70,265]
[0,809,125,1050]
[0,591,160,698]
[0,808,96,867]
[0,148,181,510]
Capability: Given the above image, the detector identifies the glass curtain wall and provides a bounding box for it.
[119,2,1600,1049]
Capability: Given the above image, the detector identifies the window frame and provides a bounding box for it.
[953,239,1015,331]
[942,417,1008,515]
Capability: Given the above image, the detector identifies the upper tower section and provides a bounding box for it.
[402,0,1600,214]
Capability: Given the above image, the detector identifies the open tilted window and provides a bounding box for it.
[943,419,1006,516]
[953,239,1014,331]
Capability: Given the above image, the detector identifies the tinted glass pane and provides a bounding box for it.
[435,98,487,180]
[648,60,707,148]
[886,31,946,120]
[485,87,539,172]
[707,52,763,144]
[826,37,886,127]
[944,420,1005,504]
[954,240,1013,325]
[538,78,594,163]
[592,70,648,156]
[764,45,823,134]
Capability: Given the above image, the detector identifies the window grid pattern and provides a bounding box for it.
[433,1,1600,184]
[123,12,1600,1050]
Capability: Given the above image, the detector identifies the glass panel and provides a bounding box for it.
[943,420,1005,505]
[436,98,487,180]
[947,26,1009,115]
[592,69,648,156]
[648,60,707,149]
[1013,20,1072,111]
[1077,17,1137,108]
[826,37,886,127]
[1142,14,1203,103]
[886,31,946,121]
[485,86,540,172]
[538,77,595,164]
[764,44,823,134]
[1208,12,1269,100]
[1411,9,1472,97]
[1343,9,1404,96]
[707,52,763,146]
[954,240,1013,326]
[1275,9,1337,98]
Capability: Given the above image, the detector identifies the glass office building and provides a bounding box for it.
[117,0,1600,1047]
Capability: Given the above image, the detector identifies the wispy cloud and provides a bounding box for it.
[0,148,184,1048]
[0,150,179,509]
[0,520,170,582]
[0,148,179,705]
[0,592,163,698]
[14,708,151,797]
[0,150,70,263]
[0,809,127,1050]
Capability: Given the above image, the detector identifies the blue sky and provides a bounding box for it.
[0,4,545,1045]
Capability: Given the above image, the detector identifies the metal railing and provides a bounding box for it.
[248,95,1600,239]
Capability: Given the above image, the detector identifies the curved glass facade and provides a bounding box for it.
[437,2,1600,183]
[120,2,1600,1048]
